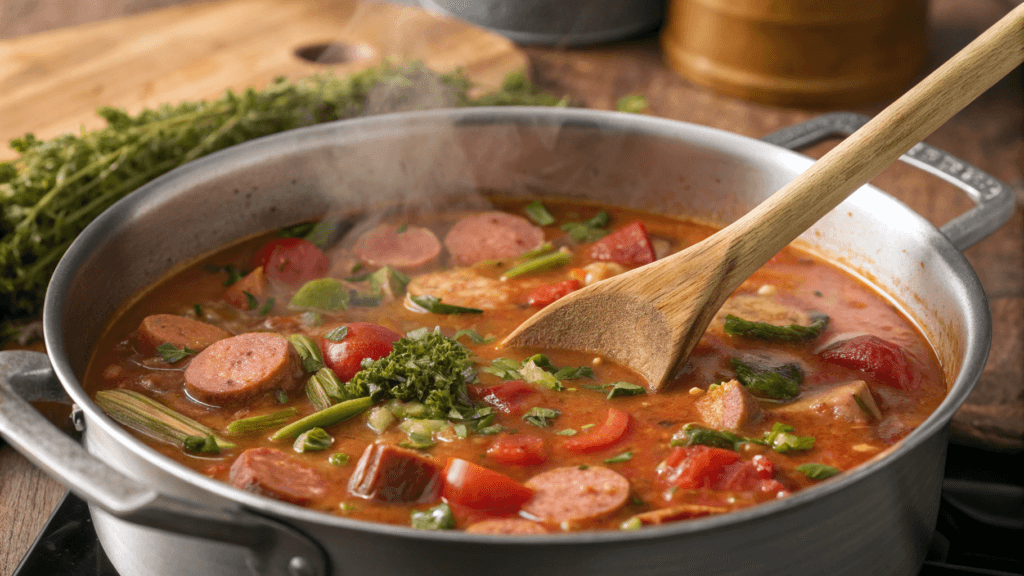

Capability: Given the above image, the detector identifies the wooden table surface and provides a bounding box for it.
[1,0,1022,574]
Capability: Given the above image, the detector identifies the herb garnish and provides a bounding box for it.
[288,334,325,373]
[453,328,495,344]
[671,424,759,451]
[156,343,196,363]
[796,463,840,480]
[724,313,829,342]
[522,407,560,428]
[763,422,815,453]
[523,201,555,226]
[324,326,349,343]
[329,453,350,466]
[410,503,455,530]
[409,295,483,315]
[289,279,350,311]
[501,250,572,279]
[604,451,633,464]
[293,427,333,452]
[561,212,611,242]
[731,358,803,400]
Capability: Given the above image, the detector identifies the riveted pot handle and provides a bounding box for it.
[761,112,1015,251]
[0,350,329,576]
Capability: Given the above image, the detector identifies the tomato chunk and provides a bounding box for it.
[659,445,741,489]
[589,220,656,266]
[319,322,402,382]
[819,335,919,391]
[224,266,268,310]
[253,237,329,286]
[469,380,538,414]
[562,408,630,453]
[527,279,581,308]
[487,434,547,466]
[442,458,534,513]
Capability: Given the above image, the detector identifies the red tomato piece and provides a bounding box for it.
[224,266,268,310]
[752,454,775,480]
[819,335,919,391]
[487,434,547,466]
[589,220,656,266]
[659,445,741,489]
[757,479,790,497]
[319,322,402,382]
[253,237,329,286]
[442,458,534,513]
[527,279,581,308]
[468,380,538,414]
[714,461,763,492]
[562,408,630,454]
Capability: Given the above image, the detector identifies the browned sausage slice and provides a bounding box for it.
[229,447,327,506]
[465,518,548,534]
[348,443,441,503]
[184,332,297,406]
[696,379,765,431]
[137,314,231,355]
[443,212,544,266]
[521,466,630,529]
[352,224,442,271]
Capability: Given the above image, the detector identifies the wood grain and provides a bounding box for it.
[0,0,527,161]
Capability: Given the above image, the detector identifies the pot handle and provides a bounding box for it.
[761,112,1015,251]
[0,350,329,576]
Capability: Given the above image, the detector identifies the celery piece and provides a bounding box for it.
[289,278,350,310]
[95,390,235,451]
[366,406,396,434]
[523,201,555,226]
[289,334,325,373]
[294,427,333,452]
[225,407,299,436]
[501,251,571,279]
[409,295,483,315]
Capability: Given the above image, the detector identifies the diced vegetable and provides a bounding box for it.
[294,427,334,452]
[224,267,268,310]
[329,453,351,466]
[522,407,560,428]
[589,220,656,266]
[658,445,740,489]
[305,367,344,411]
[366,406,396,434]
[289,278,350,311]
[563,408,630,453]
[441,458,534,513]
[526,278,580,308]
[819,335,919,390]
[671,423,759,452]
[470,380,538,414]
[523,201,555,226]
[561,212,610,242]
[604,451,633,464]
[410,503,455,530]
[762,422,815,453]
[487,434,547,465]
[724,313,829,342]
[319,322,402,382]
[269,397,373,440]
[730,358,802,400]
[796,463,841,480]
[409,295,483,315]
[502,251,572,279]
[288,334,325,373]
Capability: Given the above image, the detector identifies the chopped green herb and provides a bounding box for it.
[606,382,646,399]
[275,390,289,404]
[763,422,815,453]
[258,297,275,316]
[289,334,325,373]
[183,434,220,454]
[293,427,333,452]
[453,328,495,344]
[306,368,344,410]
[220,264,244,286]
[225,408,299,436]
[409,295,483,315]
[289,279,350,311]
[410,503,454,530]
[396,224,408,234]
[797,463,840,480]
[350,263,365,275]
[520,242,555,260]
[243,291,259,311]
[156,342,196,364]
[604,451,633,464]
[501,251,571,279]
[731,358,802,400]
[476,424,503,435]
[368,266,410,297]
[723,313,829,342]
[560,212,610,242]
[615,93,648,114]
[671,423,760,451]
[300,311,324,328]
[324,326,349,343]
[556,428,578,436]
[814,290,823,297]
[453,423,468,439]
[620,517,643,530]
[552,366,595,380]
[577,464,590,470]
[522,407,560,428]
[342,327,476,418]
[519,359,564,391]
[193,304,204,317]
[524,201,555,226]
[581,423,596,430]
[329,452,350,466]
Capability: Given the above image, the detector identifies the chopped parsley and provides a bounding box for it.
[522,407,560,428]
[409,295,483,315]
[156,342,196,363]
[723,313,829,342]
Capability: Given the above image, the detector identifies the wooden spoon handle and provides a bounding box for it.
[704,2,1024,294]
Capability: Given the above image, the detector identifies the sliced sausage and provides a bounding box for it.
[443,212,544,266]
[184,332,298,406]
[521,466,630,529]
[772,380,882,424]
[137,314,230,355]
[224,266,269,310]
[348,443,441,503]
[352,224,442,271]
[465,518,548,535]
[229,447,327,506]
[629,504,730,526]
[406,268,545,310]
[697,379,765,431]
[589,220,656,266]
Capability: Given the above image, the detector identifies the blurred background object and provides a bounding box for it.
[661,0,930,108]
[417,0,664,46]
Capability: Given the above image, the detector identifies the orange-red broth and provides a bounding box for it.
[84,200,947,531]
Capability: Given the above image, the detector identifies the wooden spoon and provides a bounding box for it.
[503,3,1024,391]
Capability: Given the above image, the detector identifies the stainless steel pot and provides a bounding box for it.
[0,109,1013,576]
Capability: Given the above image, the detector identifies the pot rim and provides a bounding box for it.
[44,106,990,544]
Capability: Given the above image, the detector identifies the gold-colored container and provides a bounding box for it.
[661,0,929,108]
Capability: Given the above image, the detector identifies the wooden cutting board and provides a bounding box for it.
[0,0,527,161]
